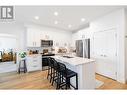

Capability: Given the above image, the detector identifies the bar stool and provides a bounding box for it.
[18,59,27,74]
[47,57,54,83]
[46,58,78,90]
[58,62,78,90]
[50,58,60,88]
[47,57,59,85]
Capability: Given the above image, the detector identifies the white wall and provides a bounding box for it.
[72,8,126,83]
[124,8,127,83]
[0,34,17,50]
[0,22,25,50]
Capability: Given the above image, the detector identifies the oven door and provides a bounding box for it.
[42,57,49,66]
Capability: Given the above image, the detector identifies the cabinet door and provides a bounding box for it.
[26,29,35,47]
[34,30,41,47]
[26,55,42,72]
[27,28,41,47]
[93,29,117,80]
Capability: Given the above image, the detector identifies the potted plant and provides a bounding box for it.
[19,52,27,60]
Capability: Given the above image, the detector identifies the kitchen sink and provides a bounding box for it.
[62,56,74,58]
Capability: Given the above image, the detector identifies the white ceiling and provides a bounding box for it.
[15,6,124,32]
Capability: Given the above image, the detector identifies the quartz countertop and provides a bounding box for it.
[26,54,41,57]
[51,55,95,66]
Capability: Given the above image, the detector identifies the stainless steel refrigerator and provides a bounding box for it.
[75,39,90,58]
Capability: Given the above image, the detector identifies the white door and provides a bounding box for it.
[93,29,117,80]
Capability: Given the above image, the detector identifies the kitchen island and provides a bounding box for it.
[51,55,95,89]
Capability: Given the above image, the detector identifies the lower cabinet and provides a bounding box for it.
[26,55,42,72]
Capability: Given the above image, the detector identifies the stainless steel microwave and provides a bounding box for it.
[41,40,53,47]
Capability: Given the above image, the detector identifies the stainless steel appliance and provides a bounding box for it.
[76,39,90,58]
[41,40,53,47]
[42,53,55,70]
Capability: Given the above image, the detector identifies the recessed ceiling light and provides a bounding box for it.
[81,18,86,22]
[54,21,58,24]
[68,24,72,28]
[34,16,39,20]
[54,12,58,16]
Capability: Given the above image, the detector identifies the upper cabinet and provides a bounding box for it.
[26,26,72,48]
[26,28,41,47]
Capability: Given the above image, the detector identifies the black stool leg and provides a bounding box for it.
[18,62,21,74]
[65,78,70,89]
[24,60,27,73]
[52,69,56,85]
[65,79,68,89]
[23,60,27,73]
[50,67,53,83]
[67,78,70,89]
[65,78,69,89]
[75,74,78,90]
[18,68,20,74]
[56,72,61,89]
[47,66,50,79]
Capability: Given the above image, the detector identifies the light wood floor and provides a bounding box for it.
[0,71,55,89]
[96,74,127,89]
[0,71,127,89]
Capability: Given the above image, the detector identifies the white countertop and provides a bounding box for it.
[26,54,41,57]
[51,55,95,66]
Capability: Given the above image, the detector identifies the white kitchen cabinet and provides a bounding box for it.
[54,40,69,47]
[26,28,41,47]
[26,26,72,48]
[26,54,42,72]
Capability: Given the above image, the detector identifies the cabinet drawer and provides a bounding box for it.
[26,57,41,65]
[26,61,39,67]
[27,61,41,67]
[26,55,42,72]
[27,65,42,72]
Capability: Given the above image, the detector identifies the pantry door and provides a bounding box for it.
[93,29,117,80]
